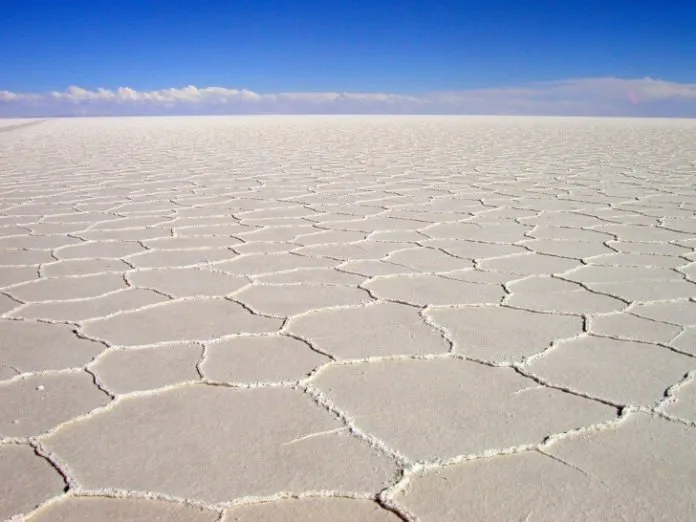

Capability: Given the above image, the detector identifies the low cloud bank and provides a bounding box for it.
[1,77,695,117]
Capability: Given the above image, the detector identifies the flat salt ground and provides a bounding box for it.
[1,116,696,521]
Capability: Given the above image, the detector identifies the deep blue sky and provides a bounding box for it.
[1,0,695,93]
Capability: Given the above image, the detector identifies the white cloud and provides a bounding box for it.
[48,85,263,104]
[539,77,696,102]
[0,90,23,102]
[2,77,696,117]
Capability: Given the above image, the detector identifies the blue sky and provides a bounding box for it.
[1,0,695,116]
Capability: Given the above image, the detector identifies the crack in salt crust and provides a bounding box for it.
[1,116,695,521]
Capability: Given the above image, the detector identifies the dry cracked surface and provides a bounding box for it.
[1,115,695,521]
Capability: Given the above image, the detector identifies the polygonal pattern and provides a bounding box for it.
[1,117,695,520]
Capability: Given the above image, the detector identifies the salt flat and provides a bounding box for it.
[1,115,695,521]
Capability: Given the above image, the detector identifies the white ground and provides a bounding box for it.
[1,116,695,521]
